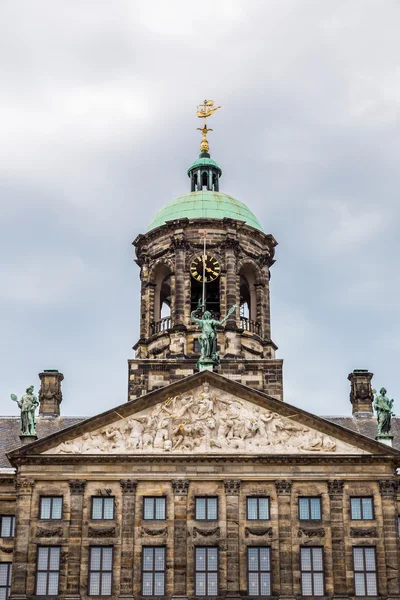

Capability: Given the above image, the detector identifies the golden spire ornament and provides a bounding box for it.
[196,99,221,154]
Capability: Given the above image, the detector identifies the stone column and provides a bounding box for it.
[224,480,241,599]
[171,479,189,599]
[172,236,187,330]
[327,480,348,599]
[65,479,86,600]
[275,480,294,600]
[379,479,400,599]
[119,479,138,600]
[10,478,34,600]
[224,242,237,329]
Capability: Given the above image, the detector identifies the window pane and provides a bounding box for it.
[143,547,154,571]
[92,498,103,520]
[248,547,258,571]
[354,572,365,596]
[37,547,49,570]
[301,548,312,571]
[196,547,206,571]
[353,547,364,571]
[196,572,206,596]
[302,572,313,596]
[259,498,269,520]
[247,498,258,520]
[362,498,373,520]
[40,498,51,519]
[313,572,324,596]
[259,548,270,571]
[364,547,376,571]
[36,572,48,595]
[0,589,6,600]
[312,547,323,571]
[196,498,206,520]
[155,498,166,520]
[154,548,165,571]
[0,565,9,586]
[207,498,218,520]
[207,572,218,596]
[248,572,259,595]
[310,498,321,520]
[351,498,362,520]
[144,498,155,520]
[48,572,59,595]
[366,572,377,595]
[1,517,12,538]
[51,498,62,520]
[90,547,101,570]
[101,571,112,596]
[89,572,100,596]
[260,572,271,596]
[49,547,60,570]
[299,498,309,520]
[142,573,153,596]
[154,571,165,595]
[207,547,218,571]
[102,548,113,571]
[103,498,114,520]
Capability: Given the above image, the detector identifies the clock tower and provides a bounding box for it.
[130,103,282,400]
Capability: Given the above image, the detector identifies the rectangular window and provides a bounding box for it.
[300,547,324,597]
[247,497,270,521]
[299,497,322,520]
[88,547,113,596]
[195,546,218,596]
[36,546,61,596]
[142,546,166,596]
[91,497,115,520]
[353,546,377,596]
[195,497,218,520]
[143,497,166,520]
[0,516,15,538]
[39,497,63,520]
[247,547,271,596]
[351,497,374,520]
[0,563,12,599]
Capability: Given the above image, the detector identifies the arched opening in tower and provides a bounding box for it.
[240,275,250,319]
[201,171,208,189]
[152,264,172,327]
[239,265,258,330]
[191,278,220,320]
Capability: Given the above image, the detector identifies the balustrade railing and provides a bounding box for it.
[240,317,261,336]
[150,316,171,335]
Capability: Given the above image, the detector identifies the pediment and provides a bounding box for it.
[9,371,398,461]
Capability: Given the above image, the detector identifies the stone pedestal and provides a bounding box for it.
[18,435,37,445]
[198,359,214,372]
[376,433,393,446]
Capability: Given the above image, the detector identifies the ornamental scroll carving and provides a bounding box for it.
[140,527,168,538]
[350,527,378,538]
[15,478,35,495]
[224,480,241,495]
[327,480,344,496]
[69,479,86,494]
[172,480,189,495]
[193,526,220,538]
[47,384,355,456]
[88,526,116,538]
[120,479,138,494]
[36,527,63,538]
[275,480,292,495]
[0,546,13,553]
[245,527,273,538]
[379,479,399,498]
[298,527,325,538]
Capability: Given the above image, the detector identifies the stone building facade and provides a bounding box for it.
[1,139,400,600]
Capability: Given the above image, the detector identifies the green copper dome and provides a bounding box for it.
[147,190,263,232]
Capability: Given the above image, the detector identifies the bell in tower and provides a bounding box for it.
[130,101,282,400]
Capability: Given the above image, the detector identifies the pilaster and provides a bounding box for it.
[224,480,241,599]
[172,480,189,599]
[327,480,349,600]
[275,480,294,599]
[119,479,138,600]
[65,479,86,600]
[10,478,35,600]
[379,479,400,599]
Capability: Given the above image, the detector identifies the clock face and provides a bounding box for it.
[190,254,221,282]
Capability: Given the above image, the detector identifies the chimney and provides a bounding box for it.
[347,369,374,416]
[38,370,64,416]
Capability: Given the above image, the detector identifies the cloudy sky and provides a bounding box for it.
[1,0,399,418]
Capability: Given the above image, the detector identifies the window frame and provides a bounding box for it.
[350,496,375,521]
[0,562,12,599]
[0,515,15,538]
[142,496,167,521]
[300,546,325,597]
[35,545,61,596]
[298,496,322,521]
[352,545,378,597]
[88,546,114,597]
[39,496,63,521]
[91,496,115,521]
[246,496,270,521]
[194,546,219,597]
[141,545,166,597]
[247,546,271,597]
[195,496,219,521]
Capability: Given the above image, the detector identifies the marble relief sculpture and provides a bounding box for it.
[48,384,362,455]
